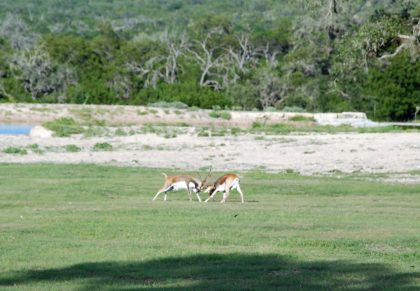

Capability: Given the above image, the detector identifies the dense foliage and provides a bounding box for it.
[0,0,419,120]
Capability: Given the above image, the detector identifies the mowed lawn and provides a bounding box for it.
[0,164,419,290]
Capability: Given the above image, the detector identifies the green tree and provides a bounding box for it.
[365,53,420,121]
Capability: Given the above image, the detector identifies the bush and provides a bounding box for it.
[229,82,258,110]
[93,142,113,151]
[65,144,82,152]
[289,115,315,122]
[3,147,28,155]
[83,127,108,138]
[365,53,420,121]
[131,82,226,109]
[115,128,127,136]
[43,118,84,137]
[147,101,189,109]
[209,111,232,120]
[27,144,43,154]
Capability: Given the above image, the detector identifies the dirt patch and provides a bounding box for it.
[0,103,296,128]
[1,104,419,180]
[1,129,420,178]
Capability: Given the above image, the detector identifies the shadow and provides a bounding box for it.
[0,254,418,290]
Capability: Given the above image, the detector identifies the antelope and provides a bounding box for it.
[152,168,212,202]
[203,173,244,203]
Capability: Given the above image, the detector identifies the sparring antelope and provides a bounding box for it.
[152,169,212,202]
[203,173,244,203]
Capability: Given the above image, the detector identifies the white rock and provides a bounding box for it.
[314,112,378,127]
[30,126,53,138]
[339,112,367,119]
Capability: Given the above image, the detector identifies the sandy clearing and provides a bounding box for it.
[1,103,419,180]
[0,103,299,128]
[1,131,419,177]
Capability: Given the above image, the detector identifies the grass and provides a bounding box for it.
[209,111,232,120]
[43,118,85,137]
[68,108,93,121]
[197,127,240,137]
[27,144,43,154]
[289,115,316,122]
[137,110,148,116]
[147,101,188,109]
[163,132,177,139]
[115,128,127,136]
[0,164,419,290]
[30,107,53,113]
[140,123,188,137]
[65,144,82,153]
[92,143,113,151]
[250,122,419,135]
[2,147,27,155]
[142,145,168,151]
[82,126,108,138]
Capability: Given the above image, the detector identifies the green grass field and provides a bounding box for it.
[0,164,419,290]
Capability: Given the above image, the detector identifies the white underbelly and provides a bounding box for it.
[231,179,239,189]
[216,178,239,192]
[171,181,197,191]
[215,184,226,192]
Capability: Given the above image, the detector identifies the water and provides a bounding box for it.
[0,125,35,135]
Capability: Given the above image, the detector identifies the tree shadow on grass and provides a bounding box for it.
[0,254,418,290]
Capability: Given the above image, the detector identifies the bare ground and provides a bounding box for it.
[1,104,420,181]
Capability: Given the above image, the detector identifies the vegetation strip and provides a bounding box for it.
[0,1,418,121]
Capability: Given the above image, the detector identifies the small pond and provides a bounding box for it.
[0,125,35,135]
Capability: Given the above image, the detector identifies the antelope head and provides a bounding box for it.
[203,173,244,203]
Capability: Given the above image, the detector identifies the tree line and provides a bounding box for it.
[0,0,419,121]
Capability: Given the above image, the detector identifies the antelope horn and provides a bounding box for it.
[201,166,213,186]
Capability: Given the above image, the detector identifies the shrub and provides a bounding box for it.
[43,118,84,137]
[211,128,227,136]
[230,127,241,135]
[115,128,127,136]
[176,122,190,127]
[289,115,315,122]
[83,127,108,138]
[164,132,177,139]
[93,143,113,151]
[138,111,148,115]
[251,122,295,134]
[3,147,28,155]
[209,111,232,120]
[197,128,210,137]
[365,53,420,121]
[148,101,189,109]
[27,144,43,154]
[27,144,40,149]
[65,144,82,152]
